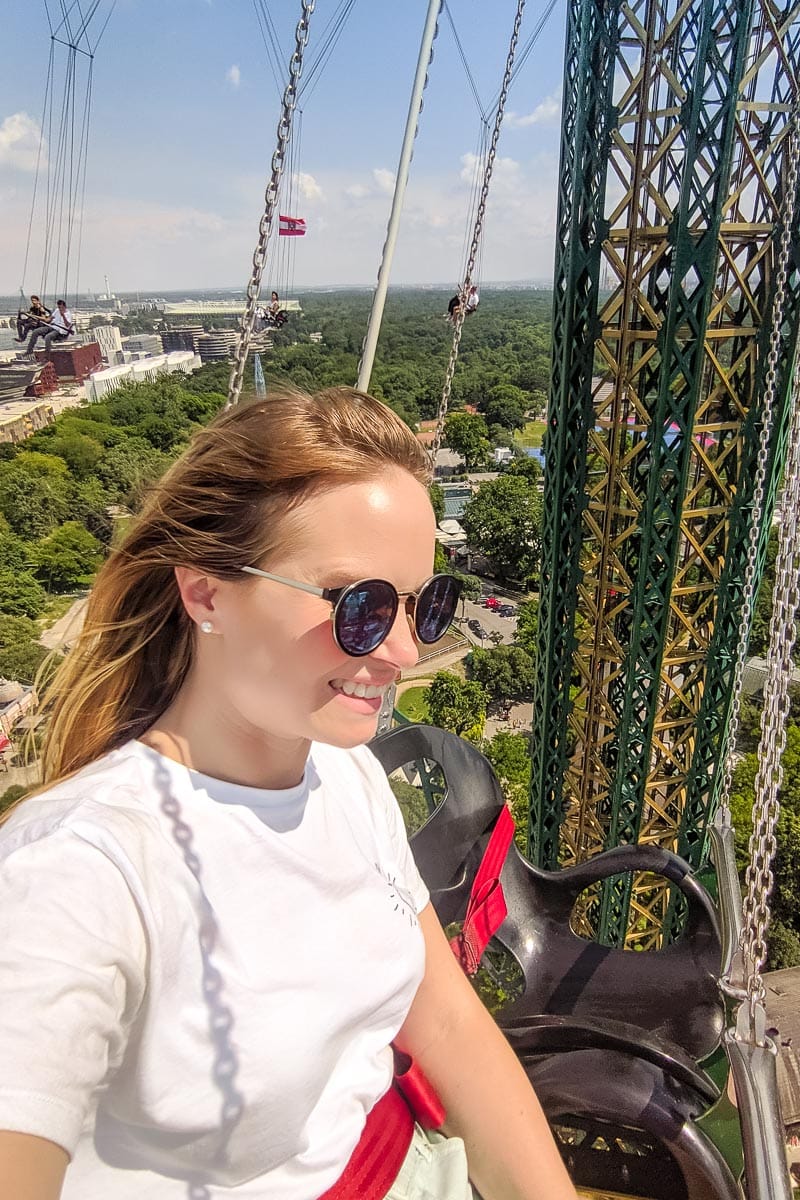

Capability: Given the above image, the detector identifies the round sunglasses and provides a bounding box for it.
[240,566,462,657]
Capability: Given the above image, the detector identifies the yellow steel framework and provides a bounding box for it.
[531,0,800,947]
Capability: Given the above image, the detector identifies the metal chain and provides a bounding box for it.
[226,0,315,412]
[741,355,800,1017]
[355,3,441,388]
[717,105,800,816]
[430,0,526,464]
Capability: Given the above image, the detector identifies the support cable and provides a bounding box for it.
[443,1,486,121]
[227,0,315,411]
[356,0,442,394]
[430,0,526,463]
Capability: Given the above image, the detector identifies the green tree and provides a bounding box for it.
[767,920,800,971]
[461,474,543,583]
[389,776,430,835]
[426,671,488,742]
[0,453,73,540]
[0,638,48,684]
[0,531,30,573]
[481,384,527,432]
[514,598,539,658]
[450,571,482,602]
[483,730,531,850]
[443,412,490,470]
[32,522,103,591]
[97,438,172,508]
[0,785,29,815]
[429,483,445,524]
[0,570,46,618]
[466,644,536,702]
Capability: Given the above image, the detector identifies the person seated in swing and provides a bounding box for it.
[447,293,462,322]
[464,285,480,315]
[268,290,288,327]
[23,299,75,358]
[15,296,52,342]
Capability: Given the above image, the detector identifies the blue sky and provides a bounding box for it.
[0,1,567,293]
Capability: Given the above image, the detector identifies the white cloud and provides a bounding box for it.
[345,183,368,200]
[0,112,45,172]
[372,167,395,194]
[506,91,562,128]
[295,171,324,202]
[226,65,241,88]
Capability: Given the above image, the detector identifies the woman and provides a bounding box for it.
[0,387,577,1200]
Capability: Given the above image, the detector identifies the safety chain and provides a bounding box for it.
[717,105,800,823]
[430,0,526,464]
[355,3,441,389]
[741,356,800,1018]
[226,0,315,412]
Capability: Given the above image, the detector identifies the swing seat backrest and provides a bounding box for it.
[371,724,724,1063]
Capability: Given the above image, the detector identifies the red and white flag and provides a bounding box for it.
[279,214,306,237]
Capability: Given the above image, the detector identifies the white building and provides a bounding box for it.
[92,324,123,364]
[85,351,200,402]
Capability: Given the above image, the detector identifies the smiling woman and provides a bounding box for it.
[0,386,577,1200]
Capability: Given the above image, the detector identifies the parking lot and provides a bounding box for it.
[455,590,519,646]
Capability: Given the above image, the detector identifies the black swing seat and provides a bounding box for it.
[370,723,741,1200]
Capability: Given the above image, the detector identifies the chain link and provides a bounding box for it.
[226,1,315,412]
[430,0,526,465]
[717,106,800,822]
[741,355,800,1016]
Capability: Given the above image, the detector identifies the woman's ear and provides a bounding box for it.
[174,566,219,627]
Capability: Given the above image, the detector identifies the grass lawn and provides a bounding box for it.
[515,419,547,449]
[396,685,430,724]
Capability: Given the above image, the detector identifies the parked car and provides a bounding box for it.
[498,604,516,617]
[484,596,501,610]
[468,619,487,638]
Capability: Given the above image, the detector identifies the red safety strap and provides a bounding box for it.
[449,805,515,976]
[318,1083,414,1200]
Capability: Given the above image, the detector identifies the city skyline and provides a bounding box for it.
[1,1,567,296]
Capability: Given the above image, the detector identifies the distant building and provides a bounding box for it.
[0,399,56,444]
[92,324,123,364]
[85,350,200,402]
[0,678,36,737]
[122,334,162,357]
[196,331,238,362]
[492,447,514,466]
[161,326,204,353]
[309,331,323,344]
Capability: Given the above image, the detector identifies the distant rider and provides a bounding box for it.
[24,299,75,358]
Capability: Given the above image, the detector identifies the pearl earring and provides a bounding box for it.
[200,620,214,634]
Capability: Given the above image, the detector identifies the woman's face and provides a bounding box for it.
[201,467,436,750]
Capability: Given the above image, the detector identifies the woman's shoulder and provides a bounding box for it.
[0,741,165,860]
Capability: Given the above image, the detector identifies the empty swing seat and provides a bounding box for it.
[370,724,742,1200]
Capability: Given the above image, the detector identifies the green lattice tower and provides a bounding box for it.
[530,0,800,948]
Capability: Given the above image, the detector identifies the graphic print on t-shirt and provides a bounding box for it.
[375,862,418,927]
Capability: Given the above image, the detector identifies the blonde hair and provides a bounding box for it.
[39,387,430,785]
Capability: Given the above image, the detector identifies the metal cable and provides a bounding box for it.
[226,0,315,411]
[443,0,486,120]
[430,0,526,463]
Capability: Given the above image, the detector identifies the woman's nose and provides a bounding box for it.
[372,607,420,670]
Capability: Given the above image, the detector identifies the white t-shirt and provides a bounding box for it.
[0,739,429,1199]
[50,307,74,335]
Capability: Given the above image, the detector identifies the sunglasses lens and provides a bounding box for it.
[335,580,398,656]
[415,575,461,644]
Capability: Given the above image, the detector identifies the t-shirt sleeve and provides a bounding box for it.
[360,747,430,917]
[0,828,147,1154]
